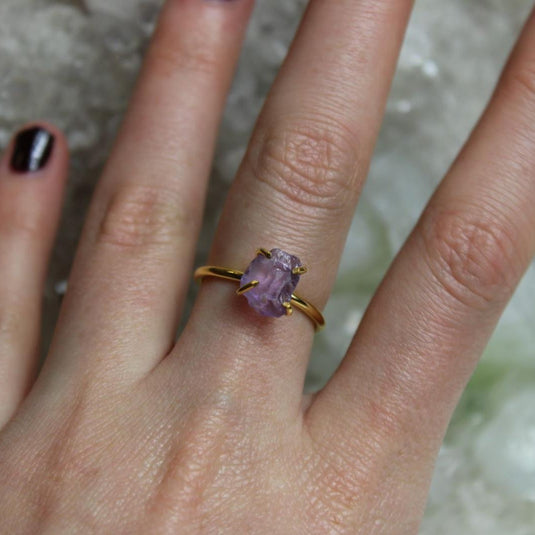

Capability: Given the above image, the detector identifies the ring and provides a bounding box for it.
[194,248,325,331]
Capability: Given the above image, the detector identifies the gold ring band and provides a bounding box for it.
[194,266,325,331]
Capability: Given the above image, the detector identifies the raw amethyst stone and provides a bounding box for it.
[240,248,303,317]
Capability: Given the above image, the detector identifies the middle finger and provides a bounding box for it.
[182,0,415,409]
[45,0,254,381]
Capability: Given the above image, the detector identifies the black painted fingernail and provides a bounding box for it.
[10,127,55,174]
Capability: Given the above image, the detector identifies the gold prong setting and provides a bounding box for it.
[235,248,312,319]
[236,280,259,295]
[193,250,326,330]
[292,266,308,275]
[256,248,272,259]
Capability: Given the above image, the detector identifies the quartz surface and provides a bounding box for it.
[1,0,535,532]
[240,249,302,318]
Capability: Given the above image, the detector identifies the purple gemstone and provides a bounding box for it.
[240,248,302,318]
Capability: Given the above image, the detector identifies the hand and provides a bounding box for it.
[1,1,534,533]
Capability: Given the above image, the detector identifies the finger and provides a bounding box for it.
[47,0,254,379]
[0,124,68,427]
[182,0,414,409]
[309,7,535,522]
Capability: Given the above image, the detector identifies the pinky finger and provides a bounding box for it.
[0,124,68,427]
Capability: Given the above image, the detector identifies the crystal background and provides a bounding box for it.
[1,0,535,532]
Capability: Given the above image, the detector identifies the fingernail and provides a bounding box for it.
[10,127,55,174]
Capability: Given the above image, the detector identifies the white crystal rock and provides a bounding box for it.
[475,390,535,501]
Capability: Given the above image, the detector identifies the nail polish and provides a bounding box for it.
[10,127,55,173]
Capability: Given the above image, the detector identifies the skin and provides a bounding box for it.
[0,0,534,532]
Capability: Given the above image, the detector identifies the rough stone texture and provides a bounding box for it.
[240,249,302,317]
[1,1,535,532]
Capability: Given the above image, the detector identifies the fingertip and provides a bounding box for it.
[2,121,69,181]
[0,121,70,256]
[0,122,70,425]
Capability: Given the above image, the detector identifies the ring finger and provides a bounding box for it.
[180,0,415,410]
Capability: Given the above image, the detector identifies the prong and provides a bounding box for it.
[256,248,272,259]
[292,266,308,275]
[236,280,259,295]
[283,302,293,316]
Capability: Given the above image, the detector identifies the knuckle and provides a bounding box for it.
[305,428,384,529]
[148,0,219,78]
[312,450,364,512]
[0,395,103,528]
[247,117,360,212]
[0,205,43,242]
[154,401,253,519]
[149,37,219,78]
[503,58,535,102]
[0,308,22,343]
[0,455,35,529]
[96,184,192,251]
[420,206,519,309]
